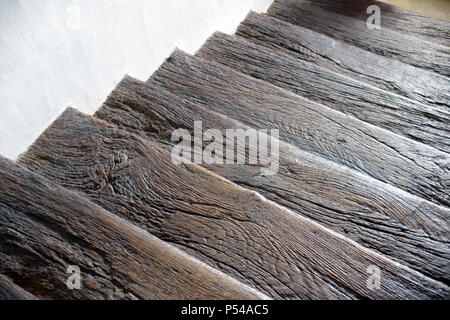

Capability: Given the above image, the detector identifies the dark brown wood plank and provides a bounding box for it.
[0,156,265,300]
[267,0,450,76]
[145,50,450,208]
[18,108,449,299]
[0,274,37,300]
[196,32,450,153]
[235,12,450,110]
[277,0,450,47]
[95,75,450,285]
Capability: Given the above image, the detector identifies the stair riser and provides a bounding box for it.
[236,12,450,109]
[18,109,449,299]
[197,32,450,153]
[146,50,450,208]
[267,0,450,76]
[94,75,450,285]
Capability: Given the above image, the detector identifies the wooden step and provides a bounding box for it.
[236,12,450,109]
[145,50,450,208]
[95,75,450,285]
[267,0,450,76]
[0,274,37,300]
[196,32,450,153]
[18,108,449,299]
[287,0,450,47]
[0,156,264,300]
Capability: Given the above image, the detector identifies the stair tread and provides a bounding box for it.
[0,155,263,300]
[236,12,450,109]
[0,274,37,300]
[197,31,450,153]
[145,49,450,207]
[18,108,449,299]
[267,0,450,76]
[95,75,450,284]
[288,0,450,47]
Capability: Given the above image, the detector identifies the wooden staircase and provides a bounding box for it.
[1,0,449,300]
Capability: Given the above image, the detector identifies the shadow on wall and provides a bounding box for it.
[0,0,272,160]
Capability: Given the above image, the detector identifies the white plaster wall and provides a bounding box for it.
[0,0,272,159]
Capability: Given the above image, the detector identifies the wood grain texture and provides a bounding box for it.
[197,32,450,153]
[95,75,450,285]
[145,50,450,208]
[0,155,265,300]
[236,12,450,110]
[289,0,450,47]
[267,0,450,76]
[18,108,449,299]
[0,274,37,300]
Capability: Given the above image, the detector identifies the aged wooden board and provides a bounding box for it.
[95,75,450,284]
[18,108,449,299]
[0,156,264,300]
[0,274,37,300]
[288,0,450,47]
[267,0,450,76]
[197,32,450,153]
[236,12,450,110]
[146,50,450,207]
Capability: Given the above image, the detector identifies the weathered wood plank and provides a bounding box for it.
[196,32,450,153]
[95,75,450,285]
[235,12,450,109]
[18,108,449,299]
[288,0,450,47]
[267,0,450,76]
[0,274,37,300]
[146,50,450,207]
[0,156,265,300]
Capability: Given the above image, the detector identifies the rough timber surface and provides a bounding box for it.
[95,75,450,285]
[18,108,449,299]
[236,12,450,110]
[289,0,450,47]
[145,50,450,208]
[0,156,264,300]
[197,32,450,153]
[267,0,450,76]
[0,274,37,300]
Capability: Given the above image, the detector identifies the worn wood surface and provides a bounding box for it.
[95,75,450,284]
[18,108,450,299]
[289,0,450,47]
[236,12,450,110]
[0,274,37,300]
[0,155,264,300]
[197,32,450,153]
[267,0,450,76]
[146,50,450,207]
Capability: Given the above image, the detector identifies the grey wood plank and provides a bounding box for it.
[235,12,450,110]
[196,32,450,153]
[0,274,37,300]
[0,155,264,300]
[145,49,450,208]
[287,0,450,47]
[18,108,449,299]
[267,0,450,76]
[95,75,450,285]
